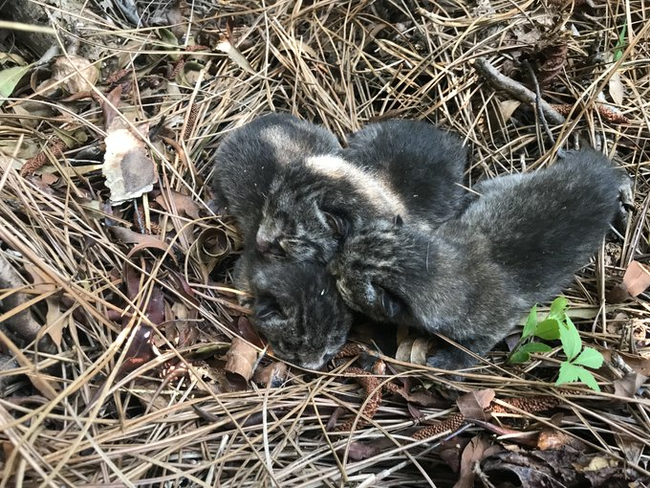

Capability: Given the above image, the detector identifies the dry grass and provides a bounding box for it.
[1,0,650,486]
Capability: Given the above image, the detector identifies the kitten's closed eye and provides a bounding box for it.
[323,211,349,240]
[374,284,406,319]
[255,296,285,321]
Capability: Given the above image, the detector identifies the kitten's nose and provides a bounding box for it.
[256,236,284,255]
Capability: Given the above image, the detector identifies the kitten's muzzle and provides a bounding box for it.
[256,235,284,255]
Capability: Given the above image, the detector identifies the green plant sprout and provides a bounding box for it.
[508,296,604,391]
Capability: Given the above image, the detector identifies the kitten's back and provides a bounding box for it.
[343,119,468,225]
[462,149,622,295]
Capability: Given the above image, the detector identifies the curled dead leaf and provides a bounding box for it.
[51,55,99,94]
[224,337,258,382]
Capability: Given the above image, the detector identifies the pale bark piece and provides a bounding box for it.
[102,122,158,204]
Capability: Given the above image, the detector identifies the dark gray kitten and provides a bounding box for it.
[341,119,469,228]
[242,253,353,370]
[211,112,342,245]
[329,149,625,370]
[212,113,353,367]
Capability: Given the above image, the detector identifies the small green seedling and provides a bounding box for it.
[508,296,604,391]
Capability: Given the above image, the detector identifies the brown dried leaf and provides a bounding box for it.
[102,122,157,204]
[253,362,288,388]
[395,336,430,364]
[51,55,99,94]
[116,324,157,379]
[614,433,644,465]
[537,429,586,451]
[457,389,495,421]
[622,261,650,297]
[224,337,258,382]
[613,372,647,398]
[498,100,521,121]
[608,67,625,106]
[455,435,500,488]
[216,40,255,74]
[155,191,200,219]
[109,227,169,251]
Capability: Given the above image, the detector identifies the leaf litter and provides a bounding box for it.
[0,0,649,486]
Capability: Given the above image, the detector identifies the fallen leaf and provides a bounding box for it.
[455,435,500,488]
[217,40,254,74]
[224,337,258,382]
[612,372,647,398]
[253,362,288,388]
[395,336,430,364]
[102,122,157,204]
[0,65,30,101]
[457,389,495,421]
[537,428,586,451]
[499,99,521,121]
[51,55,99,94]
[622,261,650,297]
[116,324,157,379]
[155,191,200,219]
[614,433,644,465]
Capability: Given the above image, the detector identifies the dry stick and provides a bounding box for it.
[473,58,566,126]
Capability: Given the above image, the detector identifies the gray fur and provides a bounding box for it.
[341,119,469,227]
[211,113,353,367]
[329,149,625,370]
[211,112,342,245]
[245,253,353,369]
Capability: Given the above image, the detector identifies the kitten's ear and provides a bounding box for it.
[323,211,350,239]
[392,215,404,228]
[376,286,405,319]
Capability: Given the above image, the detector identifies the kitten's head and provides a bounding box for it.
[256,157,353,263]
[249,260,353,370]
[328,216,411,324]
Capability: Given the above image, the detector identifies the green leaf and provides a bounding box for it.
[559,317,582,361]
[508,350,530,364]
[614,22,628,62]
[0,65,29,100]
[556,361,582,385]
[519,342,553,354]
[576,367,601,392]
[522,304,538,339]
[535,318,561,340]
[573,347,604,370]
[548,296,568,321]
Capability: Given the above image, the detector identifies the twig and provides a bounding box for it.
[473,58,566,125]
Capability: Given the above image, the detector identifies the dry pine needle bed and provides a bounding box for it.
[0,0,650,486]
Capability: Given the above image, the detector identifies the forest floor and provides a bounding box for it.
[0,1,649,487]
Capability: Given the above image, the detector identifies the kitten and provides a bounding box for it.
[212,113,353,367]
[256,154,407,263]
[244,253,353,370]
[341,119,469,227]
[329,149,626,370]
[211,112,341,245]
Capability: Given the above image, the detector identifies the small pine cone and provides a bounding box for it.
[491,396,561,414]
[183,103,199,140]
[21,139,66,177]
[336,343,368,358]
[383,382,401,394]
[412,413,465,440]
[170,58,186,80]
[596,105,629,124]
[336,367,382,431]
